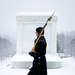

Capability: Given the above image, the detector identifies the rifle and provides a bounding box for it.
[29,12,55,54]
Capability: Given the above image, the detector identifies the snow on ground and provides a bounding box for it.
[0,57,75,75]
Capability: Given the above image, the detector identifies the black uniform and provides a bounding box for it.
[28,36,47,75]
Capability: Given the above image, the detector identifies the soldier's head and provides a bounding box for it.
[36,27,44,36]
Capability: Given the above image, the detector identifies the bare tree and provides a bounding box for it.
[0,36,16,60]
[57,33,65,53]
[57,31,75,58]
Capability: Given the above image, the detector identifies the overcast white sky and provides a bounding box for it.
[0,0,75,37]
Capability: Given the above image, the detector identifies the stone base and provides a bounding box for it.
[46,54,62,69]
[11,54,62,69]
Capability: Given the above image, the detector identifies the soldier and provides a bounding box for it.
[28,27,47,75]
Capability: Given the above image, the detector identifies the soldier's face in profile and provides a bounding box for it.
[35,31,39,37]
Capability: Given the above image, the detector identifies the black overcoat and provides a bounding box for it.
[28,36,47,75]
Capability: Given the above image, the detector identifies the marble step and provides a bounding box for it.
[11,54,62,69]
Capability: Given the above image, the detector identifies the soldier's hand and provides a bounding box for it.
[29,52,34,57]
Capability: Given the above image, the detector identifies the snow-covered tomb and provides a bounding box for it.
[11,12,62,69]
